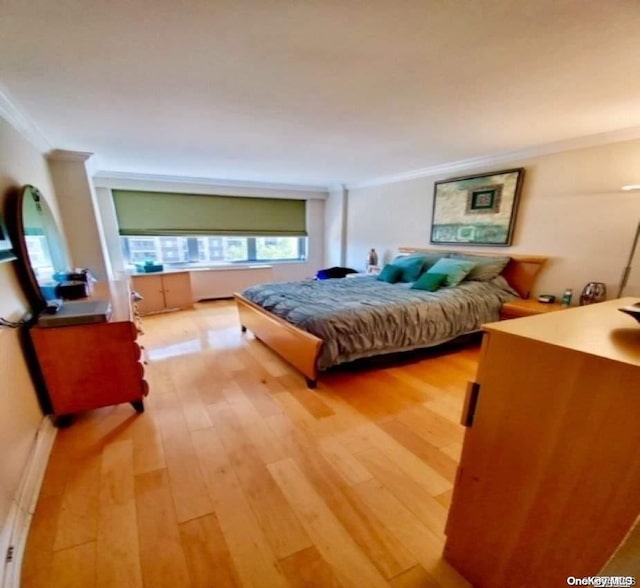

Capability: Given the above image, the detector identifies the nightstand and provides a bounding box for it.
[347,266,381,277]
[500,298,565,320]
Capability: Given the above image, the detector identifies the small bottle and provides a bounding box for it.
[367,248,378,267]
[561,288,573,307]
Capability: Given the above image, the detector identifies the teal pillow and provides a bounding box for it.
[411,272,447,291]
[427,258,476,287]
[391,255,427,282]
[447,253,510,281]
[392,253,443,274]
[377,264,403,283]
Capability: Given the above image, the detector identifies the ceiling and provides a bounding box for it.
[2,0,640,187]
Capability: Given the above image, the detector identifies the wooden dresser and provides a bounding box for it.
[29,281,148,420]
[445,298,640,587]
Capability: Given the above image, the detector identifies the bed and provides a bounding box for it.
[234,247,548,387]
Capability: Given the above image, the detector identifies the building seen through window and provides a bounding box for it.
[25,235,55,281]
[122,236,306,268]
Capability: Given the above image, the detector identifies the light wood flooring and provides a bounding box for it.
[22,300,481,588]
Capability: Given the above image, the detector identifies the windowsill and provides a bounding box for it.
[127,259,309,275]
[189,264,273,272]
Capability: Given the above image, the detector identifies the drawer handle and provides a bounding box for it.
[461,381,480,427]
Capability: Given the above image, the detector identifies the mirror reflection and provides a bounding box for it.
[22,186,67,287]
[20,186,68,303]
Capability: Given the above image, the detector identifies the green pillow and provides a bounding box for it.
[426,258,476,287]
[391,255,428,282]
[377,264,403,283]
[411,272,447,291]
[447,253,510,281]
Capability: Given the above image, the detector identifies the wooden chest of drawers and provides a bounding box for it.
[29,281,148,419]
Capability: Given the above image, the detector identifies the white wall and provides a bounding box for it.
[48,153,111,280]
[0,117,60,552]
[325,185,347,267]
[342,139,640,298]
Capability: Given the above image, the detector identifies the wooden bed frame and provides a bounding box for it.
[235,248,548,388]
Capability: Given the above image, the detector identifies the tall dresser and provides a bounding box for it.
[445,298,640,587]
[29,281,148,419]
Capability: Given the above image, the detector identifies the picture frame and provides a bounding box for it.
[0,211,17,263]
[430,167,525,246]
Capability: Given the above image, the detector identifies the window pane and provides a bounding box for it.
[126,237,158,263]
[120,235,305,268]
[223,238,248,262]
[255,237,300,260]
[25,235,55,281]
[207,237,225,261]
[158,237,187,263]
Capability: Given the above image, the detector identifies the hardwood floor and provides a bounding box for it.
[22,300,480,588]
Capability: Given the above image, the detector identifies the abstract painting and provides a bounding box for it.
[430,168,525,246]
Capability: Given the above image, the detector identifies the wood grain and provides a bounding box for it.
[445,311,640,587]
[268,458,389,588]
[278,545,343,588]
[154,392,214,523]
[53,453,101,551]
[49,542,96,588]
[96,440,143,588]
[179,514,240,588]
[23,300,475,587]
[207,402,313,559]
[191,427,288,588]
[134,469,191,587]
[29,281,145,415]
[235,293,323,383]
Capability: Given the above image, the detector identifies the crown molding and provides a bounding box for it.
[92,171,329,200]
[347,125,640,190]
[327,183,348,194]
[47,149,94,162]
[0,84,51,153]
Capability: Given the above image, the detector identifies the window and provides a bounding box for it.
[112,190,309,269]
[25,235,55,281]
[121,235,306,268]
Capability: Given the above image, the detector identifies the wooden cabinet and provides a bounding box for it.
[445,298,640,587]
[190,266,273,299]
[500,298,564,319]
[131,271,193,315]
[29,281,148,418]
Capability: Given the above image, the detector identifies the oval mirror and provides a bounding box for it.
[6,185,69,314]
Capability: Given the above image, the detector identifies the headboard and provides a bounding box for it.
[397,247,548,299]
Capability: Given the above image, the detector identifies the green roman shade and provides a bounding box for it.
[112,190,307,237]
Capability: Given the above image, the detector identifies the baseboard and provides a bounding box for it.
[0,417,57,588]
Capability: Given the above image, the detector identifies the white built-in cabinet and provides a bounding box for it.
[131,271,193,315]
[130,266,275,314]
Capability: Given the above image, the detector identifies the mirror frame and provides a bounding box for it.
[6,185,51,315]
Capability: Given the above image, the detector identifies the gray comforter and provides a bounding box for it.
[242,275,517,369]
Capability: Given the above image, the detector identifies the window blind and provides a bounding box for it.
[112,190,307,237]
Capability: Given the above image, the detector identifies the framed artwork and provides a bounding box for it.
[430,168,525,246]
[0,211,17,263]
